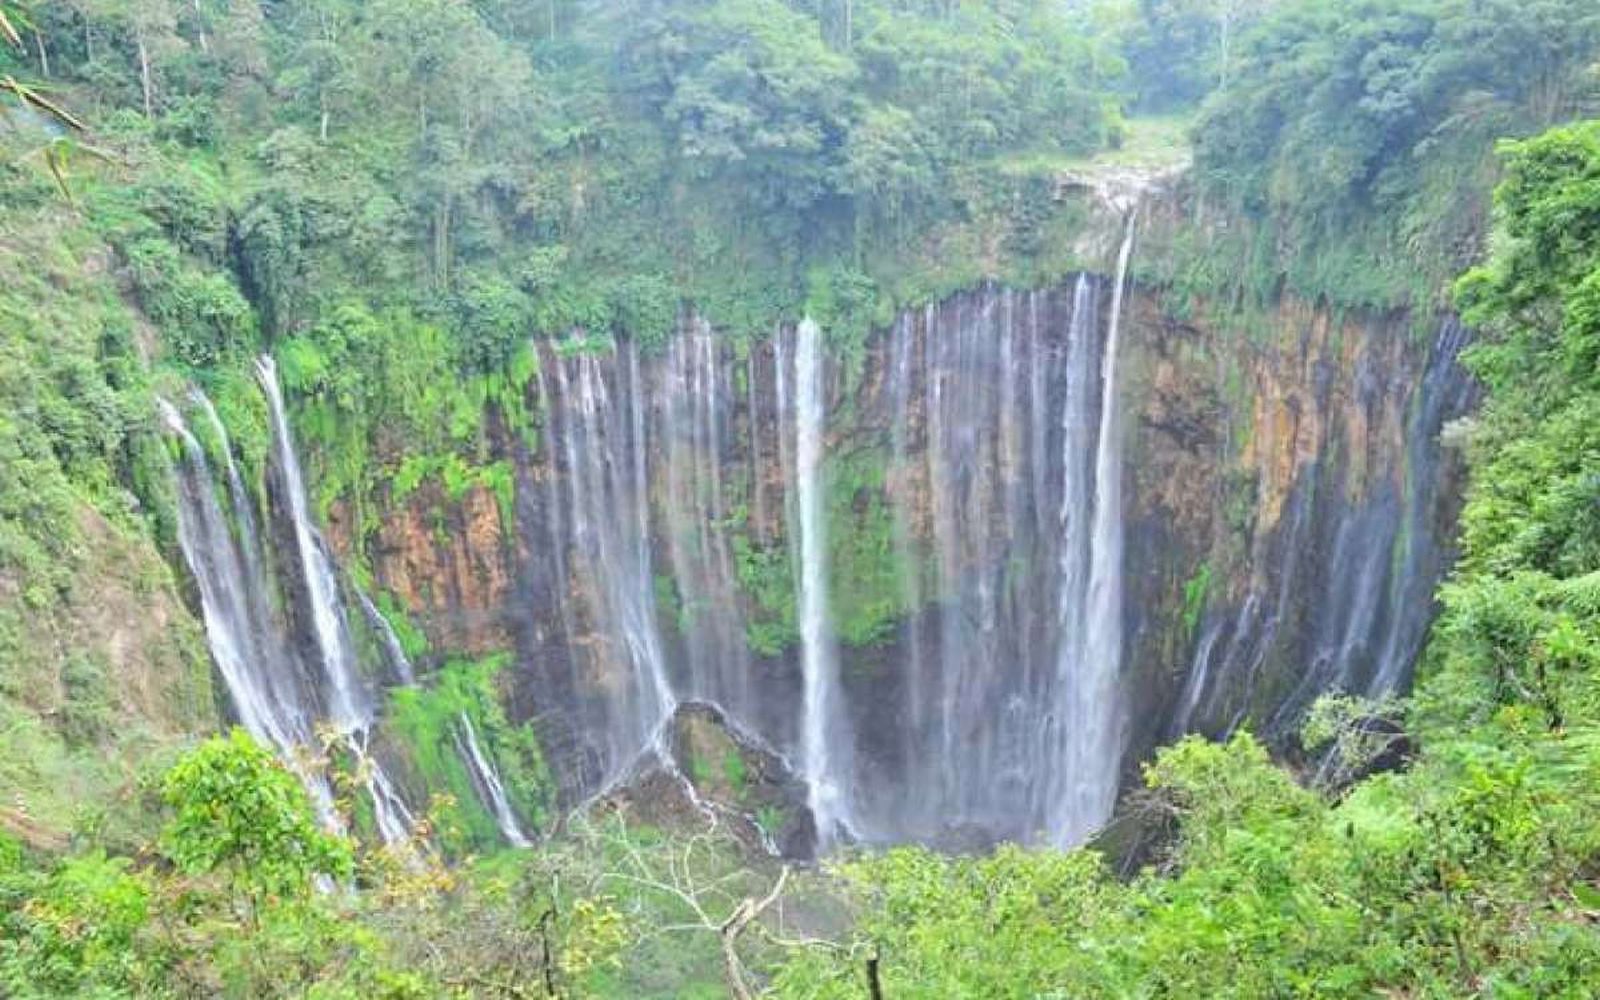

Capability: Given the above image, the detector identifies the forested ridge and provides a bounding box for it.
[5,0,1600,996]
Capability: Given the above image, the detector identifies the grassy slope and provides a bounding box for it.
[0,167,213,850]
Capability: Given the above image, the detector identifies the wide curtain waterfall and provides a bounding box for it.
[162,271,1472,856]
[1171,317,1476,737]
[522,265,1136,848]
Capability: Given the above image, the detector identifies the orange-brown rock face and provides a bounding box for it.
[357,482,515,657]
[1121,290,1472,754]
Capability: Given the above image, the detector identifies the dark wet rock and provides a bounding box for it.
[597,701,817,860]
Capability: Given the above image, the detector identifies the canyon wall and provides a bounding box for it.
[336,261,1474,849]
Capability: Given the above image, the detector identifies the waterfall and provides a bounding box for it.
[849,271,1130,847]
[1369,318,1475,694]
[455,713,532,848]
[188,388,312,722]
[542,344,675,783]
[1041,274,1106,844]
[165,374,420,850]
[364,743,419,851]
[257,356,368,731]
[1053,211,1136,846]
[887,310,926,812]
[509,248,1462,852]
[1172,613,1232,735]
[191,389,265,579]
[794,317,851,844]
[356,589,417,686]
[657,324,752,720]
[159,395,339,829]
[518,284,1136,847]
[1172,316,1475,737]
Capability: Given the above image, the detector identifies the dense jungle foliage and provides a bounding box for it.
[5,0,1600,996]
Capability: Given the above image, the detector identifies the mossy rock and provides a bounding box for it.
[668,701,816,859]
[598,702,816,860]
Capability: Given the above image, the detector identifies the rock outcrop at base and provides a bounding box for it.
[595,702,816,860]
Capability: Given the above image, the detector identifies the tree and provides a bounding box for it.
[623,0,858,211]
[100,0,181,116]
[1121,0,1279,109]
[274,0,356,142]
[0,851,167,997]
[160,729,353,911]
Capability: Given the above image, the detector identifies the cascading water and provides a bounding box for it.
[161,395,345,832]
[538,344,676,788]
[1170,316,1475,737]
[522,285,1139,849]
[365,743,419,849]
[1369,318,1476,694]
[499,221,1468,853]
[257,356,368,731]
[793,317,852,845]
[166,375,538,850]
[1052,211,1135,846]
[886,310,926,804]
[455,713,531,848]
[356,588,416,686]
[170,376,555,850]
[190,389,269,598]
[254,358,425,849]
[656,325,753,723]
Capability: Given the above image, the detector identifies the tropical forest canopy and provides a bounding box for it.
[4,0,1600,996]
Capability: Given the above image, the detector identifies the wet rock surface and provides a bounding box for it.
[597,702,817,860]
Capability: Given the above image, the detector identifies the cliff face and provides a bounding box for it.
[338,261,1474,846]
[356,481,516,658]
[1119,297,1473,760]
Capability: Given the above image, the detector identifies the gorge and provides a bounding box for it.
[151,189,1475,859]
[14,1,1600,992]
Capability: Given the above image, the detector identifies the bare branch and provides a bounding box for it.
[719,865,791,1000]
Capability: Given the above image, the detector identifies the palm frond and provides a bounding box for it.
[43,138,71,202]
[0,10,23,51]
[2,76,87,131]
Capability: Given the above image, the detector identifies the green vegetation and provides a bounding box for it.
[825,445,904,648]
[0,159,213,849]
[775,727,1600,995]
[768,114,1600,1000]
[733,534,800,657]
[9,0,1600,995]
[5,0,1152,622]
[1,733,798,998]
[386,655,551,854]
[160,730,353,903]
[1181,560,1212,636]
[1170,0,1600,314]
[0,733,380,999]
[732,442,914,657]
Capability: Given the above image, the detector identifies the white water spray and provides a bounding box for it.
[356,589,416,686]
[794,317,850,844]
[456,713,532,847]
[256,356,368,731]
[1048,211,1136,847]
[159,395,341,830]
